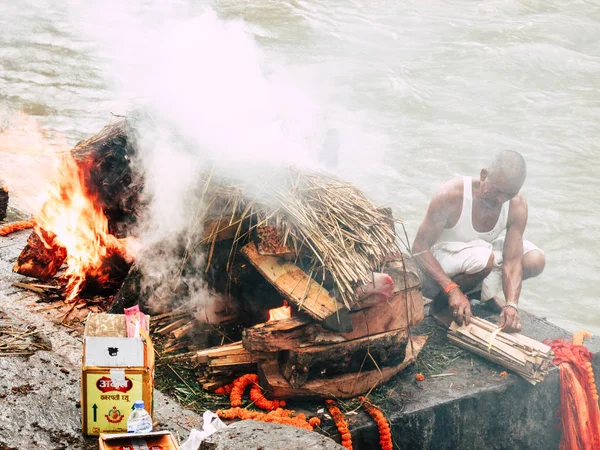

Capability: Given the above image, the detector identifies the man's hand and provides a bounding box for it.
[447,289,472,326]
[499,306,521,332]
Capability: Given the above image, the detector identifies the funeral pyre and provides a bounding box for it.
[2,118,429,399]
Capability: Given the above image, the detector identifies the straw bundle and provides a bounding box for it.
[188,169,403,309]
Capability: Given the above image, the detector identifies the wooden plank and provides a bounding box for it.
[259,335,427,399]
[243,288,422,351]
[240,242,351,332]
[279,328,410,387]
[342,286,423,340]
[156,317,189,335]
[242,317,346,353]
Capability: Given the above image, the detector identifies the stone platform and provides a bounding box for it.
[1,207,598,450]
[335,310,600,450]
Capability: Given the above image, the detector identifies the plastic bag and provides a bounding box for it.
[179,411,227,450]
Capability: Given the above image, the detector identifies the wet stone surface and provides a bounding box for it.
[0,226,202,450]
[199,420,345,450]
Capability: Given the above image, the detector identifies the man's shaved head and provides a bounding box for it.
[478,150,527,208]
[487,150,527,188]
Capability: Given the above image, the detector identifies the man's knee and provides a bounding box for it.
[482,251,494,277]
[523,250,545,279]
[470,251,494,277]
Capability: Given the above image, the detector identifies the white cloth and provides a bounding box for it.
[422,238,542,300]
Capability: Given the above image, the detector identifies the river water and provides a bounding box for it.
[0,0,599,333]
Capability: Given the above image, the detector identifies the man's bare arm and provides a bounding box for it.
[412,189,454,290]
[412,181,473,325]
[499,195,527,331]
[503,196,527,304]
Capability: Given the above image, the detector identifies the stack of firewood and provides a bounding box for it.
[448,316,554,385]
[0,185,8,221]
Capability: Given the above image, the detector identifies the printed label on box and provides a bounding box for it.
[85,372,143,434]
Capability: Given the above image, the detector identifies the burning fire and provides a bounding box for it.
[36,154,134,302]
[268,300,292,321]
[1,113,134,302]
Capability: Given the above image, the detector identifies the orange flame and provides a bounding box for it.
[1,112,133,302]
[36,154,133,302]
[268,300,292,321]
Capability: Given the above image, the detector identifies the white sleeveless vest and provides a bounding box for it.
[436,176,509,244]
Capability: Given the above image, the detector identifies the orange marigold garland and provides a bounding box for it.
[214,382,234,395]
[230,374,258,407]
[249,383,286,410]
[359,397,393,450]
[219,374,286,410]
[217,407,315,431]
[325,400,353,450]
[309,417,321,428]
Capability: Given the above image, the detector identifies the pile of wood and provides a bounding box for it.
[7,119,429,399]
[11,120,139,292]
[0,185,7,221]
[184,254,427,399]
[448,316,554,385]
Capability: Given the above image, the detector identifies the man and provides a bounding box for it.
[412,151,545,332]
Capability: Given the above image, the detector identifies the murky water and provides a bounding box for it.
[1,0,599,333]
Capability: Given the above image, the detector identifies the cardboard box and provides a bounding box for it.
[98,431,179,450]
[82,313,154,436]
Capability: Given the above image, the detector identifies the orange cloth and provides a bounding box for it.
[548,332,600,450]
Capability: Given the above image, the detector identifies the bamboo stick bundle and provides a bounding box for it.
[447,316,554,385]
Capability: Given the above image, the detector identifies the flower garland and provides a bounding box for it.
[359,397,392,450]
[214,382,234,395]
[325,400,353,450]
[215,374,287,410]
[217,407,314,431]
[230,374,258,407]
[249,383,286,410]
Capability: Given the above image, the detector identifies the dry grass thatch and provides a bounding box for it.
[185,168,403,309]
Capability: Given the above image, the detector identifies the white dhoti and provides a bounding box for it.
[421,238,543,301]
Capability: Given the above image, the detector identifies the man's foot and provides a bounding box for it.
[481,296,504,313]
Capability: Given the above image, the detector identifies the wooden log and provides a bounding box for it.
[447,316,554,385]
[240,242,352,332]
[13,229,66,279]
[194,341,267,385]
[280,328,410,388]
[342,286,424,341]
[15,120,140,281]
[242,317,346,353]
[70,120,141,238]
[258,335,428,399]
[242,286,423,352]
[0,186,8,221]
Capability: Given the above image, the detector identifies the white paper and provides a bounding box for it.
[179,411,227,450]
[109,368,127,389]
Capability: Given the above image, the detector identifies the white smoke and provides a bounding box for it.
[68,1,392,315]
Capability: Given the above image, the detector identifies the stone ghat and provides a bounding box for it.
[2,216,599,449]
